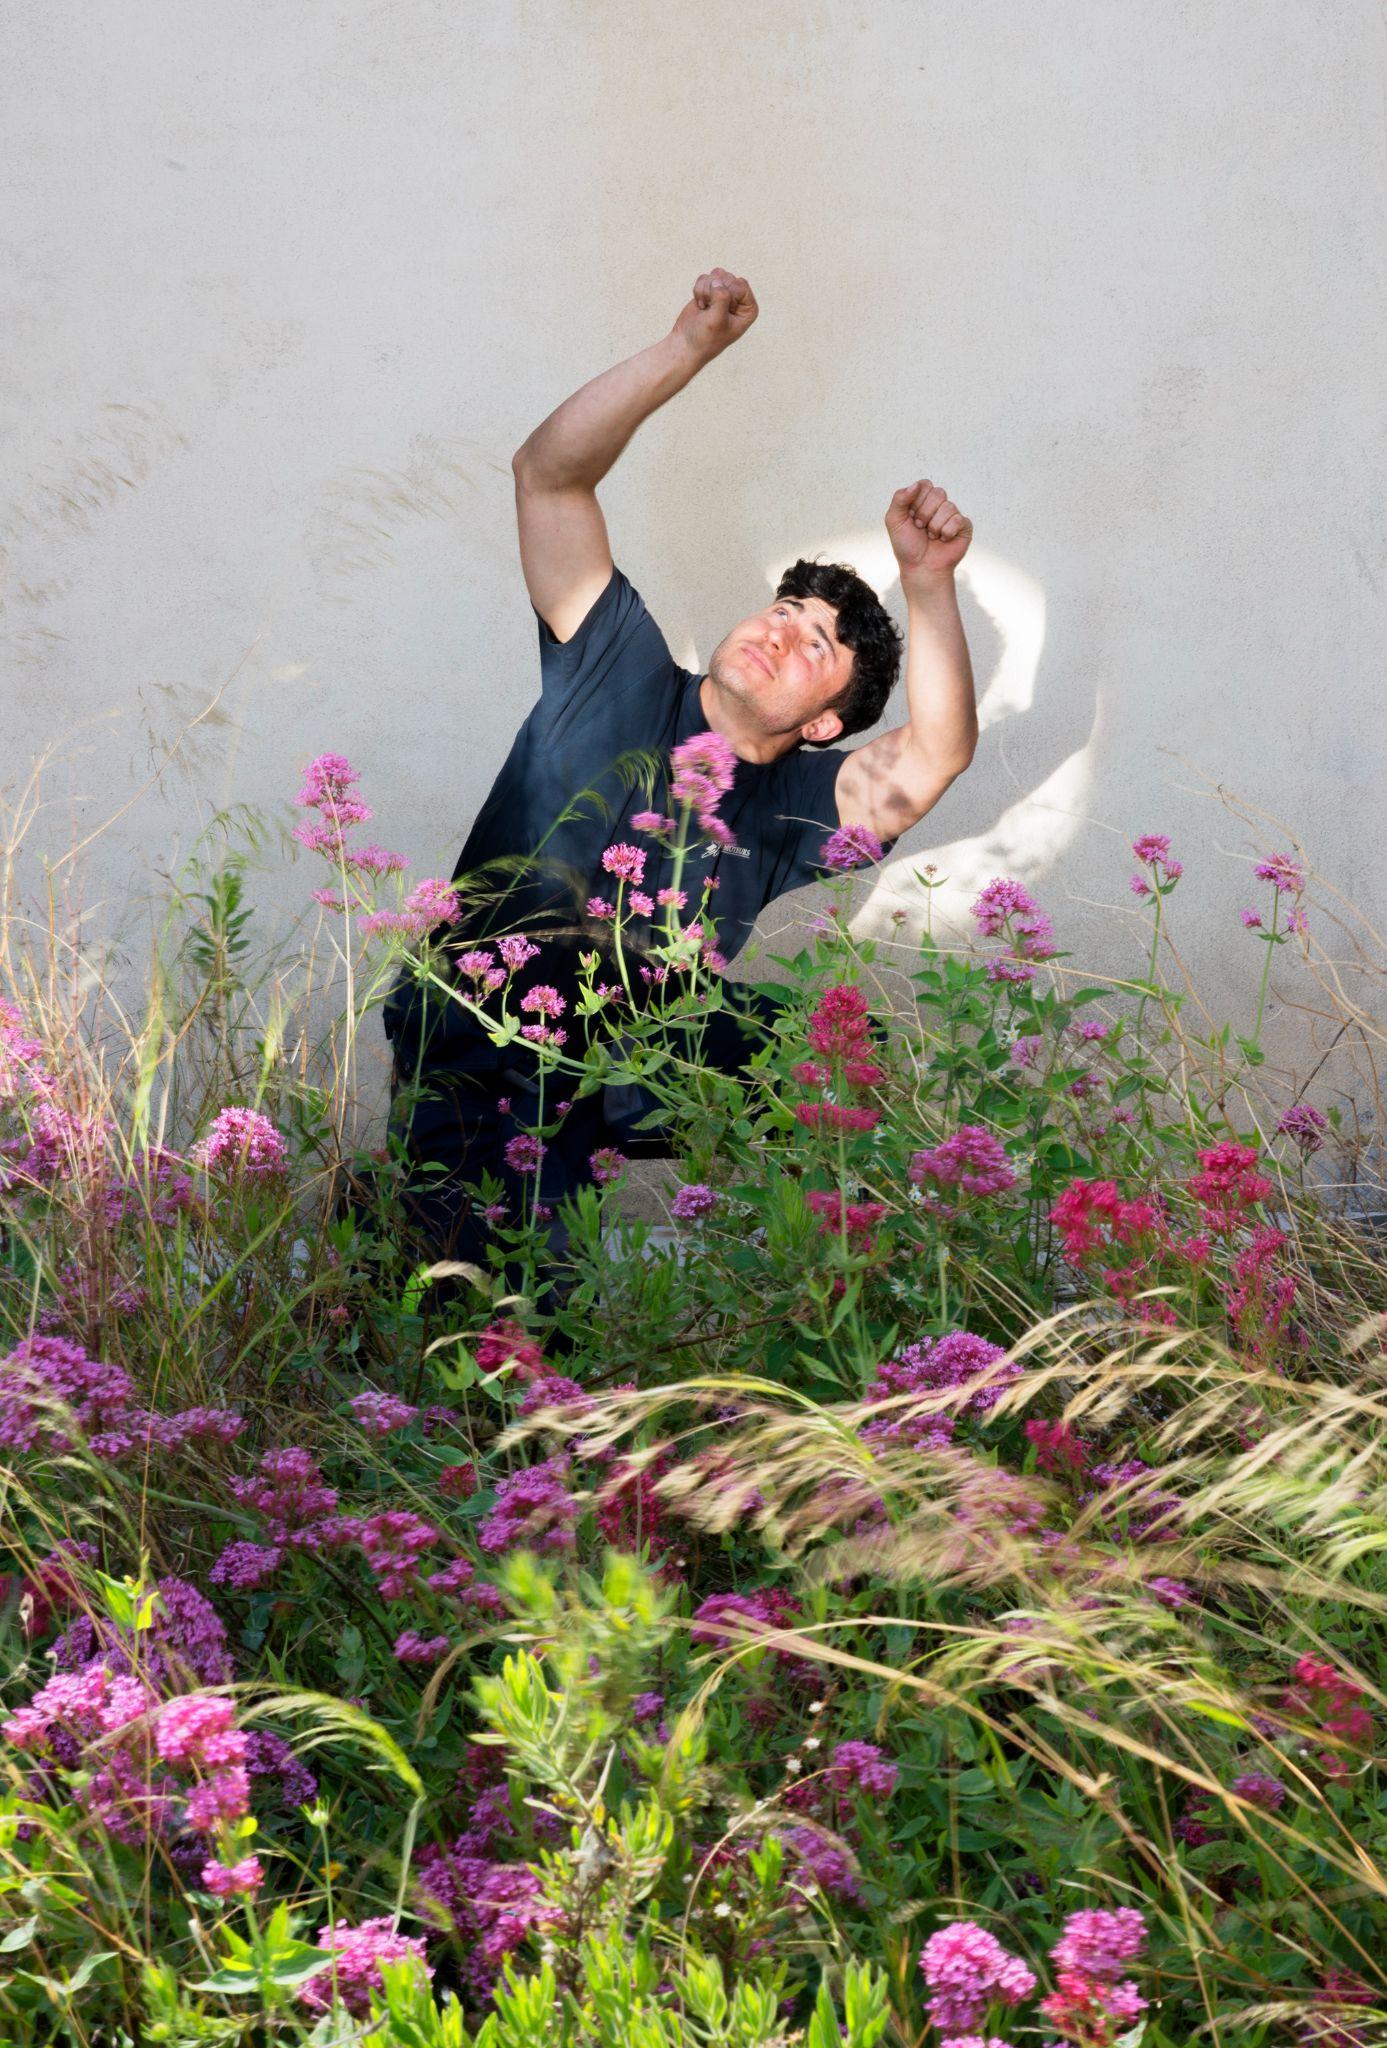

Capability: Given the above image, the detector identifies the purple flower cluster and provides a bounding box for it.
[866,1331,1019,1446]
[1130,832,1183,896]
[970,877,1056,985]
[0,997,100,1199]
[909,1125,1017,1199]
[831,1739,899,1797]
[670,1181,720,1220]
[348,1388,419,1436]
[192,1107,288,1179]
[478,1456,578,1555]
[1276,1101,1328,1153]
[0,1333,243,1464]
[818,824,885,872]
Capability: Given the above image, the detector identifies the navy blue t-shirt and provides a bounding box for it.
[384,564,893,1072]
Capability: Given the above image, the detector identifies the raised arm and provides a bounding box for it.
[833,479,978,842]
[511,268,758,644]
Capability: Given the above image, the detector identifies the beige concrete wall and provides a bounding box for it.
[3,0,1385,1125]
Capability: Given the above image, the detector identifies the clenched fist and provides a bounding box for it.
[886,478,973,583]
[672,268,759,363]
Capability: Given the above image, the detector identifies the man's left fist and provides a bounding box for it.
[886,479,973,581]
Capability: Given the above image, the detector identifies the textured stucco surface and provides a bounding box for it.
[3,0,1385,1148]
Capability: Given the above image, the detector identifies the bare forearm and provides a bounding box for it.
[902,574,977,773]
[513,331,706,492]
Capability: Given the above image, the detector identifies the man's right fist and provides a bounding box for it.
[672,268,759,361]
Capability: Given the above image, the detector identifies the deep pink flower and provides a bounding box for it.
[1276,1102,1327,1153]
[201,1854,264,1897]
[601,842,646,884]
[919,1921,1037,2035]
[1254,852,1306,894]
[671,1182,719,1220]
[1131,834,1171,865]
[910,1126,1017,1199]
[503,1134,545,1174]
[298,1916,433,2016]
[1241,907,1263,928]
[349,1389,419,1436]
[1231,1770,1286,1810]
[497,934,541,972]
[819,824,885,871]
[193,1107,288,1178]
[631,809,675,835]
[670,730,738,812]
[831,1740,898,1797]
[588,1147,628,1186]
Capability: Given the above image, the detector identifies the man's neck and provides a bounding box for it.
[697,673,802,766]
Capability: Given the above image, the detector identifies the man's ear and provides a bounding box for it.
[801,707,844,746]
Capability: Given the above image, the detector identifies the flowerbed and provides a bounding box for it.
[1,752,1385,2045]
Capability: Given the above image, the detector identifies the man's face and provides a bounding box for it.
[707,591,855,745]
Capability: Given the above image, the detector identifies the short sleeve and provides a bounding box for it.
[765,746,897,898]
[533,564,678,736]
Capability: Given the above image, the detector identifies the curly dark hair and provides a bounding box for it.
[775,556,904,747]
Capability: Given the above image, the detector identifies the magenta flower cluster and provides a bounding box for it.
[909,1125,1017,1200]
[192,1106,288,1179]
[293,751,461,941]
[970,877,1056,984]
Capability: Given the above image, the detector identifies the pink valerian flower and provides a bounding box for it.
[208,1540,284,1591]
[909,1126,1017,1199]
[361,877,463,941]
[919,1921,1038,2036]
[394,1630,450,1665]
[192,1107,289,1178]
[1277,1101,1328,1152]
[690,1590,808,1672]
[1131,834,1170,864]
[865,1332,1019,1446]
[345,841,409,878]
[804,1190,892,1255]
[355,1511,442,1600]
[349,1389,419,1436]
[938,2039,1012,2048]
[588,1147,628,1186]
[631,809,675,835]
[601,841,646,885]
[1130,833,1183,893]
[518,984,566,1020]
[818,824,885,871]
[628,890,655,916]
[293,755,373,864]
[497,934,542,973]
[585,897,616,919]
[1039,1907,1149,2045]
[831,1740,899,1797]
[1255,852,1306,895]
[1025,1417,1090,1474]
[657,885,687,909]
[229,1447,340,1546]
[669,729,739,827]
[478,1456,579,1554]
[971,877,1057,964]
[1284,1656,1374,1777]
[438,1460,479,1499]
[201,1854,264,1897]
[783,1824,860,1899]
[671,1181,719,1221]
[1186,1140,1273,1231]
[1010,1034,1044,1069]
[298,1916,434,2016]
[1231,1770,1287,1810]
[793,984,884,1134]
[1301,1972,1383,2047]
[1286,905,1310,936]
[1241,907,1263,928]
[1147,1576,1195,1609]
[503,1134,545,1174]
[474,1321,546,1377]
[155,1693,246,1770]
[1050,1180,1160,1263]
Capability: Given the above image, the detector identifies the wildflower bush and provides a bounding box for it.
[1,742,1386,2046]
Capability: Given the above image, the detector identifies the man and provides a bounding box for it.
[382,267,978,1290]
